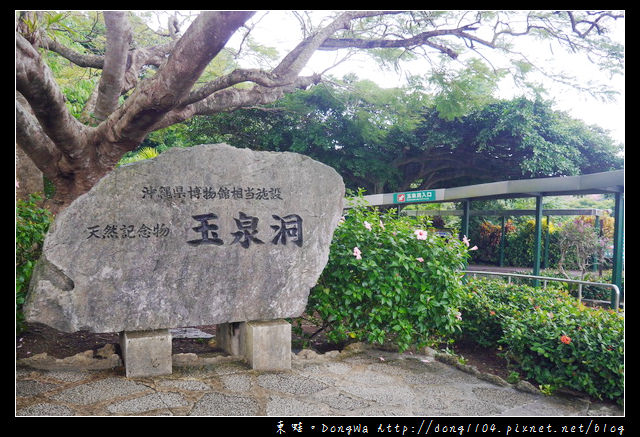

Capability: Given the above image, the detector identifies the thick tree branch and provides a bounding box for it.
[94,11,131,121]
[154,75,321,131]
[318,17,503,60]
[97,11,254,153]
[16,98,71,180]
[420,168,475,189]
[79,40,178,124]
[199,75,322,114]
[393,144,529,190]
[43,34,176,88]
[16,32,87,156]
[320,28,468,59]
[565,11,624,38]
[14,10,624,213]
[122,41,177,92]
[180,12,365,108]
[79,84,99,124]
[154,11,255,97]
[182,69,287,107]
[392,148,461,168]
[273,11,380,80]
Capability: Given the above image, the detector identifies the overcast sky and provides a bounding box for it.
[245,11,625,146]
[149,10,624,146]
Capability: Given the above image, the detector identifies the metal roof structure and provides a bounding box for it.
[402,208,609,217]
[359,170,624,207]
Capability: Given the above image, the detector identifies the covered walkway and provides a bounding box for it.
[357,170,624,307]
[403,207,608,270]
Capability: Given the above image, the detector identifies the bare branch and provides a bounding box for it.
[566,11,624,38]
[43,34,176,79]
[196,75,322,114]
[79,84,99,124]
[181,12,378,108]
[319,27,475,59]
[272,12,382,80]
[42,36,104,68]
[234,11,270,60]
[168,13,180,39]
[153,75,321,131]
[94,11,131,121]
[121,40,177,92]
[181,69,282,106]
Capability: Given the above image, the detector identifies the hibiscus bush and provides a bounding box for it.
[460,278,624,405]
[305,194,473,352]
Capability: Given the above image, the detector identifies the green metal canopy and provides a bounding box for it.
[359,170,624,206]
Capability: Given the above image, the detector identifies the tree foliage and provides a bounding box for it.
[16,10,624,212]
[400,98,623,190]
[186,78,429,193]
[187,80,623,194]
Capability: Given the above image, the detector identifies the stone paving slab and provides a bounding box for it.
[15,346,624,417]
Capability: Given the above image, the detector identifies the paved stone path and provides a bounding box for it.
[16,345,623,417]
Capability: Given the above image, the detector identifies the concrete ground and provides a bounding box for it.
[16,342,623,418]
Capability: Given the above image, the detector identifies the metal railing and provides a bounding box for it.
[461,270,621,311]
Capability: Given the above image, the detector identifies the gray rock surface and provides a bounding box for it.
[25,144,344,333]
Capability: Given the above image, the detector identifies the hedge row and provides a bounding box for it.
[459,278,624,405]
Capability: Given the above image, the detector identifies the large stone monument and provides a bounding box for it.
[24,143,344,376]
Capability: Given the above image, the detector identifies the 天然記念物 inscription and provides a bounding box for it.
[87,223,170,239]
[85,212,303,249]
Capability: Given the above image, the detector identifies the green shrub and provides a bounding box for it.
[578,271,622,302]
[16,193,53,334]
[306,195,472,352]
[528,269,620,303]
[460,278,624,405]
[469,220,515,265]
[503,218,561,268]
[117,146,159,166]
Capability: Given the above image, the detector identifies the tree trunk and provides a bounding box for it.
[44,161,108,214]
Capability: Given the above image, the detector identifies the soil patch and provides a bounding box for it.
[16,323,222,359]
[16,322,513,382]
[451,338,514,382]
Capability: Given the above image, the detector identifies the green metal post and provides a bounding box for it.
[532,195,543,286]
[460,200,470,241]
[499,216,506,267]
[611,192,624,308]
[458,200,471,283]
[592,214,600,273]
[543,215,550,270]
